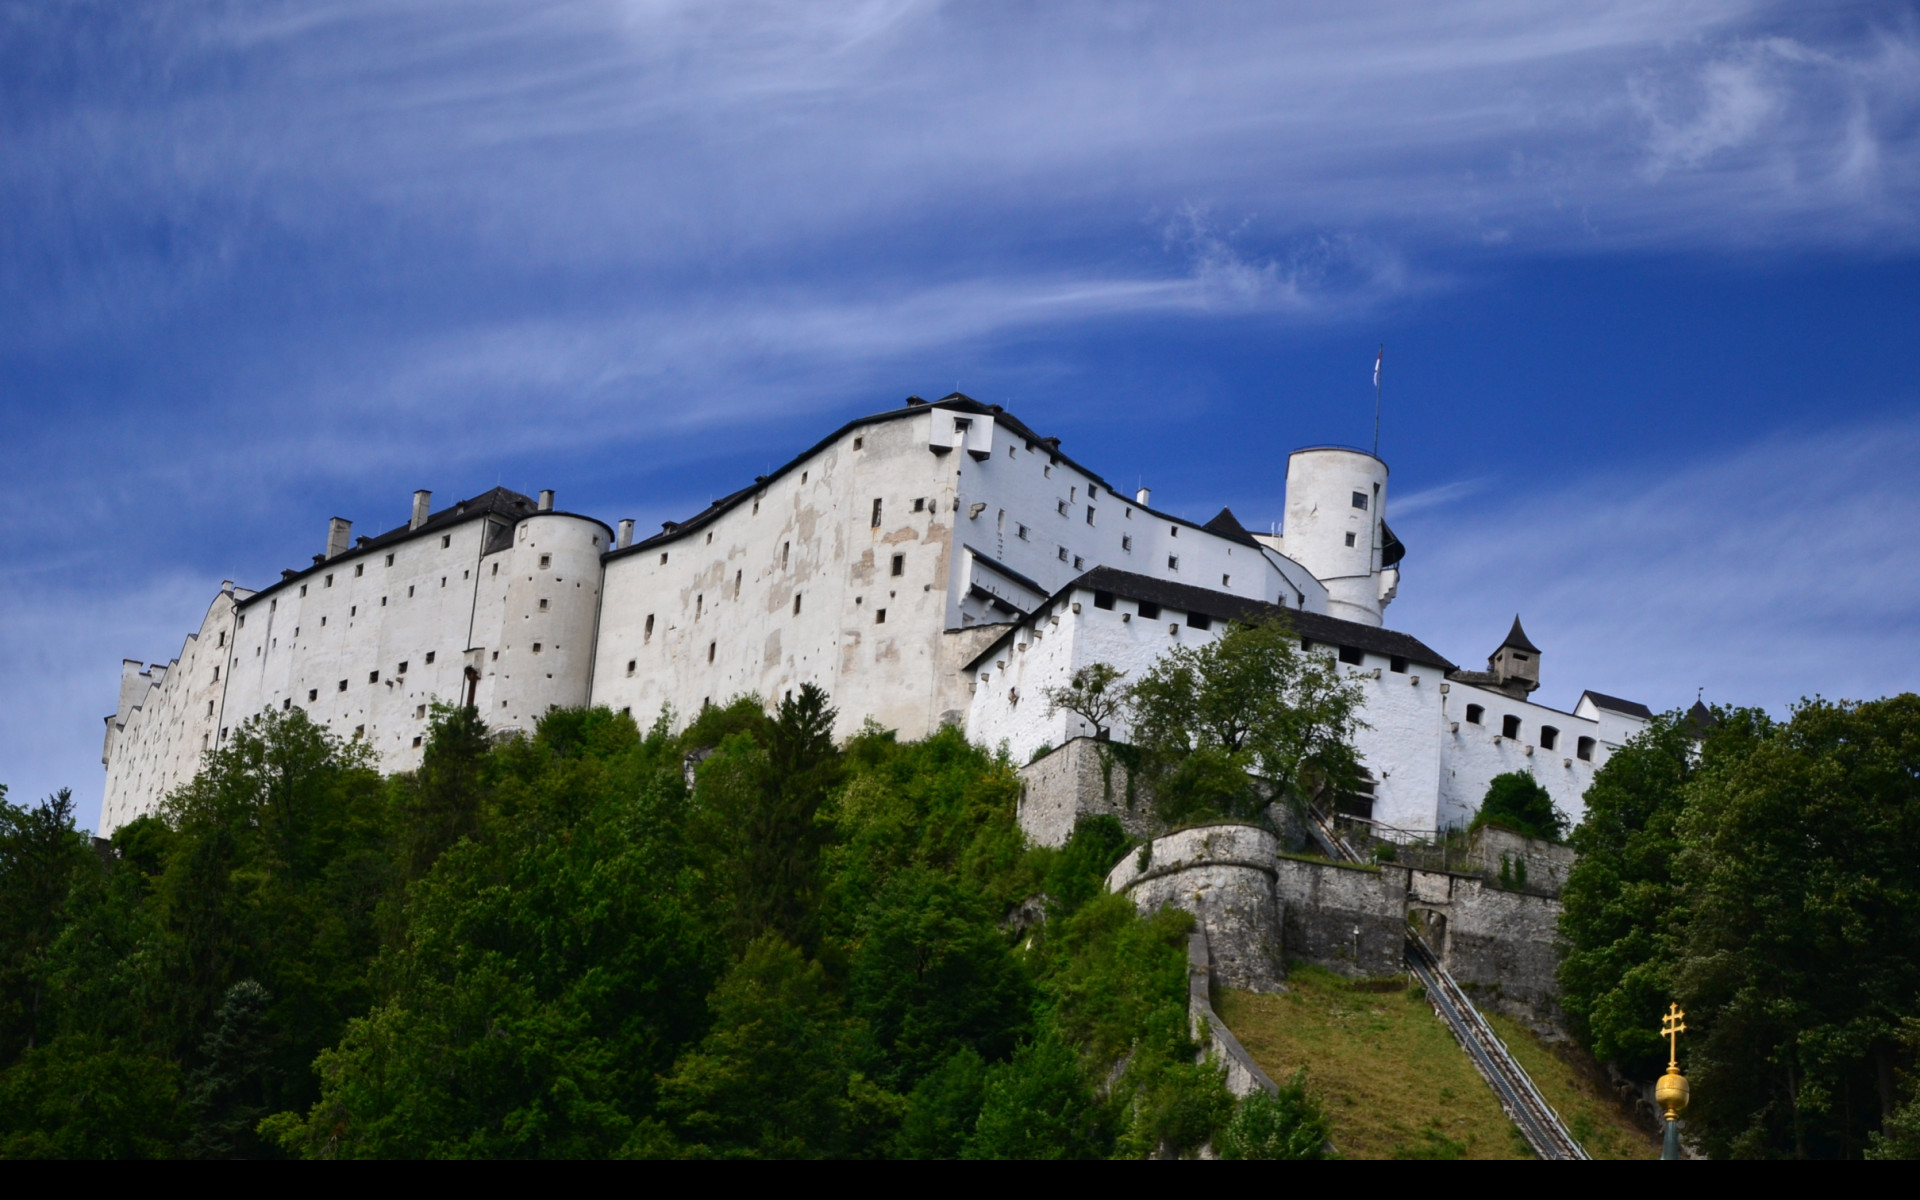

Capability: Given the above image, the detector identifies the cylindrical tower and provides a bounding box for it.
[1283,447,1391,626]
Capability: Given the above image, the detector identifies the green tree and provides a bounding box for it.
[892,1047,986,1159]
[0,786,93,1066]
[395,703,492,884]
[1216,1069,1336,1160]
[0,1034,185,1158]
[1043,663,1128,741]
[1123,616,1365,824]
[1471,771,1565,842]
[1558,712,1713,1071]
[1672,696,1920,1159]
[964,1033,1106,1159]
[184,979,277,1158]
[657,936,884,1158]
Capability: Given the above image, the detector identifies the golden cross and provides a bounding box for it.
[1661,1003,1687,1069]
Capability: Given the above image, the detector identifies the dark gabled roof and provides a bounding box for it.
[1499,615,1540,654]
[1201,507,1262,548]
[1684,700,1719,737]
[237,487,611,609]
[602,394,1279,563]
[964,566,1454,673]
[1579,690,1654,720]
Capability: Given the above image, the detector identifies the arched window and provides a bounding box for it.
[1502,714,1522,739]
[1465,704,1484,725]
[1576,737,1596,762]
[1540,726,1559,750]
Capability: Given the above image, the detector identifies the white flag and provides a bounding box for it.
[1372,348,1382,388]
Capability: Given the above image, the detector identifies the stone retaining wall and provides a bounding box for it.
[1017,737,1157,847]
[1107,825,1284,992]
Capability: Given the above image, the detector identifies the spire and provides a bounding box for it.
[1500,615,1540,655]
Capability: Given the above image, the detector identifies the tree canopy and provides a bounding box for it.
[1121,616,1366,825]
[1560,697,1920,1159]
[0,691,1293,1158]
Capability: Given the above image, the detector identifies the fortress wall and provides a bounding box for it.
[1016,737,1157,848]
[1270,857,1408,978]
[1438,683,1601,831]
[1438,876,1565,1022]
[1108,824,1284,992]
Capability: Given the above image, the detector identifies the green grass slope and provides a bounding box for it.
[1216,967,1657,1160]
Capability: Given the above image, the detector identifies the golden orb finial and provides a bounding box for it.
[1656,1003,1690,1159]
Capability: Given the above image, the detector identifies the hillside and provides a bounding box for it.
[1217,968,1657,1160]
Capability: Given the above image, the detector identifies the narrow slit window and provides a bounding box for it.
[707,642,715,663]
[872,498,883,527]
[890,554,905,577]
[793,593,803,615]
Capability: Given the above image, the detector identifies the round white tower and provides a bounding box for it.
[1283,447,1396,627]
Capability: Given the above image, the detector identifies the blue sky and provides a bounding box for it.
[4,2,1918,832]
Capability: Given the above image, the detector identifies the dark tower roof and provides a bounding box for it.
[1499,615,1540,654]
[1201,506,1261,547]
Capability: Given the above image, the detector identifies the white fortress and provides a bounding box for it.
[100,394,1652,838]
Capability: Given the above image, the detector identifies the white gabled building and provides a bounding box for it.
[100,392,1651,839]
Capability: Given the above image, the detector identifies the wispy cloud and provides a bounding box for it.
[1391,414,1920,716]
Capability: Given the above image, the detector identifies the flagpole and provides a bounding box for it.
[1372,343,1383,458]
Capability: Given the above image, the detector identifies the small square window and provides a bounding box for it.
[1465,704,1484,725]
[913,498,926,512]
[412,735,423,748]
[398,661,408,674]
[1137,601,1161,620]
[1093,591,1115,610]
[416,704,427,718]
[324,574,333,587]
[1390,656,1408,673]
[425,651,435,664]
[539,554,551,569]
[660,553,669,564]
[1345,532,1357,547]
[385,553,394,566]
[1073,556,1084,569]
[369,670,379,683]
[1057,499,1069,516]
[1057,546,1068,562]
[355,564,364,577]
[532,643,542,654]
[539,598,549,611]
[853,435,863,450]
[1351,491,1371,511]
[1221,574,1231,587]
[1502,714,1522,739]
[1122,535,1133,551]
[337,680,348,692]
[1188,613,1212,631]
[627,659,637,675]
[309,688,319,701]
[1017,524,1030,541]
[1338,646,1364,666]
[442,534,451,548]
[875,609,887,624]
[1167,555,1179,571]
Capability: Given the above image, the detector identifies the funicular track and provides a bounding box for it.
[1305,807,1589,1161]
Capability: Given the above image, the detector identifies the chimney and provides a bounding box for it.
[617,519,634,549]
[1135,487,1151,506]
[538,489,554,512]
[411,490,432,531]
[326,518,352,559]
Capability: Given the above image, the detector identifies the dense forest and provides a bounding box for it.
[0,687,1320,1159]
